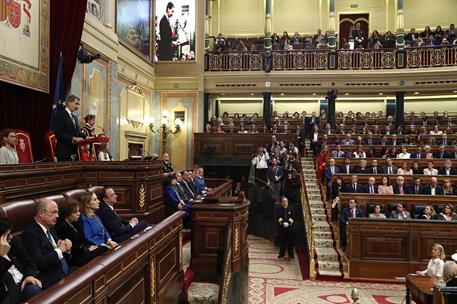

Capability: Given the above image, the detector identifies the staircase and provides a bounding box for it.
[301,141,343,279]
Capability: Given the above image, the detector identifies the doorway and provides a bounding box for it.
[339,13,369,48]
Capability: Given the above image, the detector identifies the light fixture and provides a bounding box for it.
[312,93,317,96]
[378,92,383,95]
[148,111,182,136]
[344,92,349,96]
[414,91,420,95]
[280,93,285,96]
[453,90,457,93]
[250,93,254,96]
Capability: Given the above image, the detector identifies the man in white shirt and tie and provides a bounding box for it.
[367,177,378,194]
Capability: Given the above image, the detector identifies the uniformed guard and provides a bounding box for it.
[275,196,294,260]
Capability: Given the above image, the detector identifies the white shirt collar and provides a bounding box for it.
[65,107,73,117]
[36,220,51,235]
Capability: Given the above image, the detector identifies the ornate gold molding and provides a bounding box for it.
[138,184,145,209]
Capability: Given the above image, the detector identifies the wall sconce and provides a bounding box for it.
[147,111,183,137]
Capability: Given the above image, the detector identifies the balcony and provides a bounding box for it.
[204,45,457,71]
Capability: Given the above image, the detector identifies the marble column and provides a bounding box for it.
[395,0,405,49]
[395,92,405,128]
[205,0,210,52]
[264,0,272,51]
[327,0,337,50]
[102,0,115,30]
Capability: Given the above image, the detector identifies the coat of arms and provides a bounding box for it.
[0,0,32,36]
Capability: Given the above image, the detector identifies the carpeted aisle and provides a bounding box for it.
[248,235,414,304]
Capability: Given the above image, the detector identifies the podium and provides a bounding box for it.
[191,196,250,304]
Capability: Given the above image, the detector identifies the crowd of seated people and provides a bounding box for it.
[163,167,211,229]
[0,188,148,303]
[211,24,456,53]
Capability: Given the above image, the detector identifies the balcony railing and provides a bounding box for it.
[204,45,457,71]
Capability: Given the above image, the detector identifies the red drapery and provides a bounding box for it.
[0,0,88,160]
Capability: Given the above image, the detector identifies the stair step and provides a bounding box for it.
[314,231,333,239]
[316,260,341,271]
[318,269,343,277]
[314,238,334,248]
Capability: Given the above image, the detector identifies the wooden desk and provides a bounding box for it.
[406,274,437,304]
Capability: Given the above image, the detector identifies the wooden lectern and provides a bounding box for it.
[191,194,250,304]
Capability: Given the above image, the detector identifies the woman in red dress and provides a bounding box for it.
[316,145,330,183]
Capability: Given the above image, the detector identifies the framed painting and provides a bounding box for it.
[155,0,195,62]
[116,0,152,62]
[0,0,50,92]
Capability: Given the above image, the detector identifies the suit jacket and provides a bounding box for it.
[367,166,384,175]
[54,109,83,161]
[393,183,410,194]
[389,210,411,219]
[267,166,284,183]
[420,185,444,195]
[325,166,340,184]
[365,184,378,194]
[409,184,424,195]
[364,138,379,145]
[55,219,107,266]
[158,14,173,60]
[0,236,38,300]
[383,166,398,175]
[410,152,426,159]
[438,167,457,175]
[22,221,66,289]
[433,151,450,159]
[343,183,366,193]
[331,150,346,158]
[274,205,295,229]
[340,207,365,225]
[355,167,369,174]
[340,164,356,174]
[96,202,135,243]
[163,161,174,173]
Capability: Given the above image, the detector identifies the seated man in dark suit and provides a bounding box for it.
[392,175,410,194]
[0,219,42,303]
[421,177,444,195]
[408,176,424,195]
[438,159,457,176]
[340,157,356,174]
[410,146,426,159]
[340,199,364,249]
[368,159,384,175]
[97,188,148,243]
[364,132,379,145]
[164,176,191,228]
[366,176,378,194]
[22,199,72,289]
[433,146,450,159]
[342,175,366,193]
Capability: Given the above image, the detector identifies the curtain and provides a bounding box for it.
[0,0,88,160]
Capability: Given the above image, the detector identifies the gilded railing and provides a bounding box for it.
[300,159,315,279]
[204,45,457,71]
[218,225,232,304]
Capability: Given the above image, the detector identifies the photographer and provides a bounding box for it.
[251,147,270,184]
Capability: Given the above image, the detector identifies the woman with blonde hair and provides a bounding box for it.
[416,243,445,278]
[418,205,438,220]
[79,191,118,249]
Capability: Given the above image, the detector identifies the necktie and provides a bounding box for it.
[370,186,374,194]
[399,186,404,194]
[71,114,77,129]
[331,166,334,174]
[353,184,356,192]
[47,230,69,275]
[388,167,392,175]
[352,208,356,218]
[415,186,419,194]
[374,167,377,174]
[369,139,372,145]
[347,166,350,174]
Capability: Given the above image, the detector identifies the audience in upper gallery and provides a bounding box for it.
[416,243,445,278]
[0,219,42,302]
[78,191,118,250]
[0,129,18,165]
[55,197,107,267]
[97,188,148,243]
[22,199,73,289]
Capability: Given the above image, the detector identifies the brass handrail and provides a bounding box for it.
[300,157,316,279]
[218,225,233,304]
